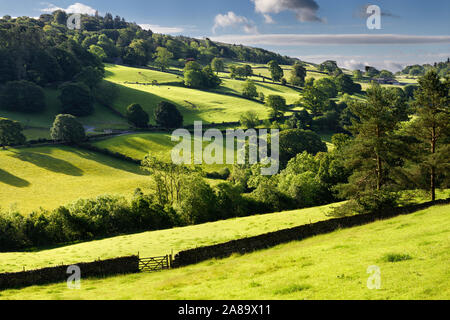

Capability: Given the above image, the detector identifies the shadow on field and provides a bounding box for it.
[256,83,284,93]
[70,149,148,176]
[11,151,84,176]
[113,83,197,122]
[0,169,30,187]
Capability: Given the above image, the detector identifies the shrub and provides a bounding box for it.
[50,114,86,143]
[126,103,149,128]
[242,80,258,99]
[0,80,46,113]
[154,101,183,128]
[0,118,26,148]
[279,129,327,168]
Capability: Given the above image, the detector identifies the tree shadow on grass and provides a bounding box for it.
[0,169,30,187]
[70,149,148,176]
[10,151,84,177]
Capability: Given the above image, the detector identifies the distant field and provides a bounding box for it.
[105,65,269,125]
[217,78,301,105]
[0,203,335,273]
[2,203,448,300]
[0,146,150,212]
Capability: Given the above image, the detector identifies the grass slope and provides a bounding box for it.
[1,204,448,300]
[0,204,335,273]
[0,146,149,212]
[105,65,269,125]
[92,132,242,172]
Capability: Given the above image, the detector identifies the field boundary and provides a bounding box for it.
[1,199,447,291]
[171,199,450,267]
[0,256,139,291]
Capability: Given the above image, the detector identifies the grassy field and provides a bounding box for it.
[105,65,269,125]
[1,203,448,300]
[0,203,335,273]
[0,145,150,212]
[92,132,237,172]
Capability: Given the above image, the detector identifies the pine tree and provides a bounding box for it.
[410,70,450,201]
[338,83,409,197]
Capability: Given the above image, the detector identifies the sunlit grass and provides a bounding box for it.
[0,203,335,273]
[2,204,448,300]
[0,145,150,212]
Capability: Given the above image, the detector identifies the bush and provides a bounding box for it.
[50,114,86,143]
[59,82,94,117]
[0,81,46,113]
[0,118,26,148]
[126,103,149,128]
[175,174,217,225]
[279,129,327,168]
[154,101,183,129]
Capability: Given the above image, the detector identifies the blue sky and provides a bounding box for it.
[2,0,449,71]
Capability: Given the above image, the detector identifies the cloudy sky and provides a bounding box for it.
[2,0,449,71]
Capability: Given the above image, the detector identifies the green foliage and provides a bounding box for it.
[336,83,410,199]
[154,101,183,128]
[409,70,450,200]
[176,174,217,224]
[315,77,338,99]
[268,60,284,82]
[50,114,86,143]
[59,82,94,117]
[319,60,340,74]
[75,67,104,90]
[242,79,258,99]
[0,80,46,113]
[183,61,221,89]
[290,63,307,86]
[154,47,174,71]
[240,111,260,129]
[126,103,149,128]
[287,110,313,130]
[89,45,107,60]
[0,118,26,148]
[211,57,225,74]
[266,95,288,119]
[230,65,253,79]
[279,129,327,168]
[334,74,361,95]
[300,84,327,116]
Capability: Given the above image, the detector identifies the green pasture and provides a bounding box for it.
[2,203,448,299]
[0,145,149,212]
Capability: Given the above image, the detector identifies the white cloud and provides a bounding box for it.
[251,0,325,23]
[210,34,450,46]
[297,53,450,72]
[139,24,184,34]
[213,11,258,34]
[40,2,97,15]
[263,14,275,24]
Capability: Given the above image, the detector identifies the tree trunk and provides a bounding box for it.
[431,127,436,201]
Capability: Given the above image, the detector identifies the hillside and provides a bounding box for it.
[0,145,149,212]
[1,203,448,300]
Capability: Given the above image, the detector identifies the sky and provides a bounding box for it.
[1,0,449,71]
